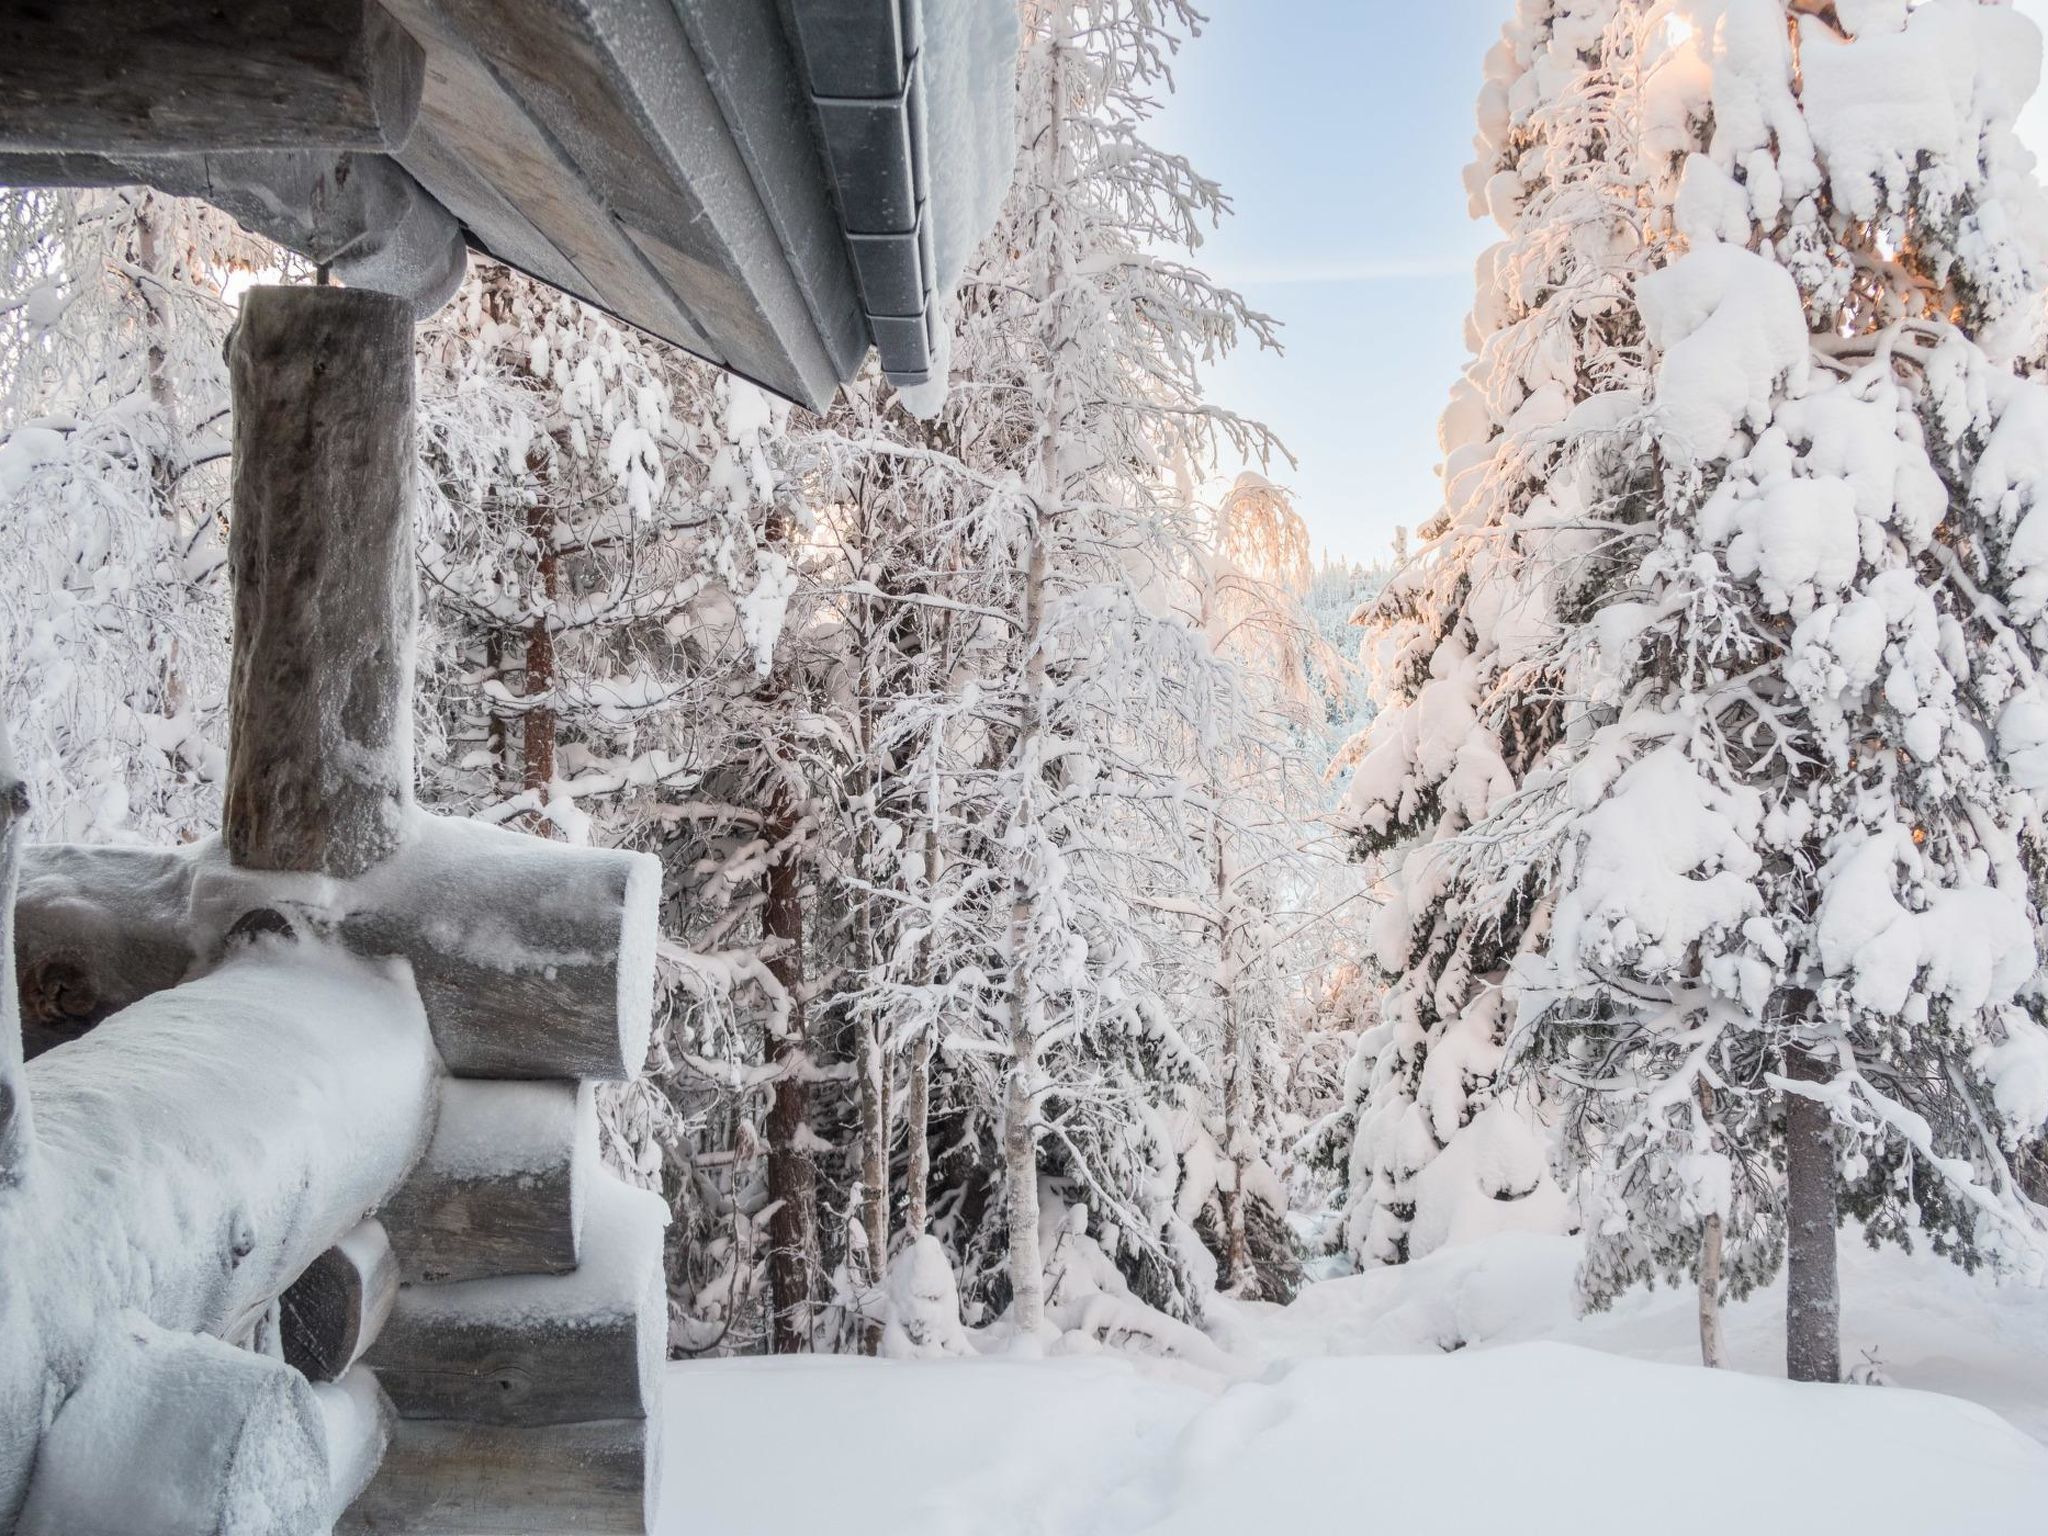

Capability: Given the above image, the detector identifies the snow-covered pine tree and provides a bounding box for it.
[1334,0,1656,1269]
[1515,0,2048,1379]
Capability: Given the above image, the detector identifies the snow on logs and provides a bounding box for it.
[379,1079,590,1285]
[13,819,658,1080]
[2,284,667,1532]
[0,942,438,1527]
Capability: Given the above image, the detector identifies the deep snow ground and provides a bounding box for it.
[659,1233,2048,1535]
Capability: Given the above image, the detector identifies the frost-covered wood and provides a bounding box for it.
[0,943,436,1525]
[0,742,31,1190]
[315,1370,400,1522]
[282,1219,400,1382]
[16,816,659,1079]
[0,0,425,157]
[337,1415,656,1535]
[378,1079,587,1284]
[225,285,416,879]
[367,1175,664,1427]
[16,1316,330,1536]
[14,842,194,1056]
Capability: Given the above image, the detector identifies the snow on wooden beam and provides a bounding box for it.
[379,1079,589,1285]
[16,819,659,1080]
[0,941,437,1524]
[0,1,426,158]
[337,1415,657,1535]
[15,842,195,1056]
[16,1316,331,1536]
[315,1369,401,1523]
[366,1174,666,1428]
[225,284,417,880]
[282,1219,401,1383]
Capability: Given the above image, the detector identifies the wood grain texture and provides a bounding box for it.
[367,1173,664,1427]
[0,0,424,156]
[378,1080,586,1285]
[282,1219,401,1381]
[336,1415,656,1534]
[225,285,416,880]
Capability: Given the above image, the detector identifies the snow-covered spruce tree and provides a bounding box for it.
[0,188,273,849]
[1333,0,1656,1269]
[1515,0,2048,1379]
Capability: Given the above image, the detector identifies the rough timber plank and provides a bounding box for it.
[368,1175,664,1427]
[379,1079,589,1285]
[0,0,425,156]
[336,1415,656,1534]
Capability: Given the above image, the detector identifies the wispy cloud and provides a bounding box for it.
[1209,254,1474,287]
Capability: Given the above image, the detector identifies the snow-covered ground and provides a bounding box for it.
[661,1233,2048,1535]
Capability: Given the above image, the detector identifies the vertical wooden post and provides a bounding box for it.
[225,285,417,878]
[0,728,32,1188]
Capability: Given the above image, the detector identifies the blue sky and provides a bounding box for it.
[1151,0,2048,566]
[1151,0,1514,565]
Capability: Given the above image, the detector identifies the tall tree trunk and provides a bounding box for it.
[0,730,33,1188]
[1212,810,1253,1297]
[850,592,888,1353]
[903,820,941,1240]
[1697,1081,1724,1369]
[1002,530,1050,1344]
[1000,0,1071,1352]
[521,464,559,838]
[1784,1042,1840,1383]
[762,794,820,1354]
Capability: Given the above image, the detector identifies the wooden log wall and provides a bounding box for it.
[3,283,669,1535]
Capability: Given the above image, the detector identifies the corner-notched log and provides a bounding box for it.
[17,820,658,1080]
[368,1174,666,1427]
[14,842,195,1056]
[226,284,417,880]
[0,0,426,157]
[379,1079,590,1284]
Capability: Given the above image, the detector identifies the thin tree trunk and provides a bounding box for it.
[903,819,941,1240]
[1002,530,1050,1343]
[521,468,559,838]
[1784,1042,1840,1383]
[1697,1080,1724,1368]
[762,795,820,1354]
[1212,808,1253,1297]
[1000,0,1070,1351]
[1698,1212,1725,1368]
[905,1032,932,1239]
[851,590,888,1354]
